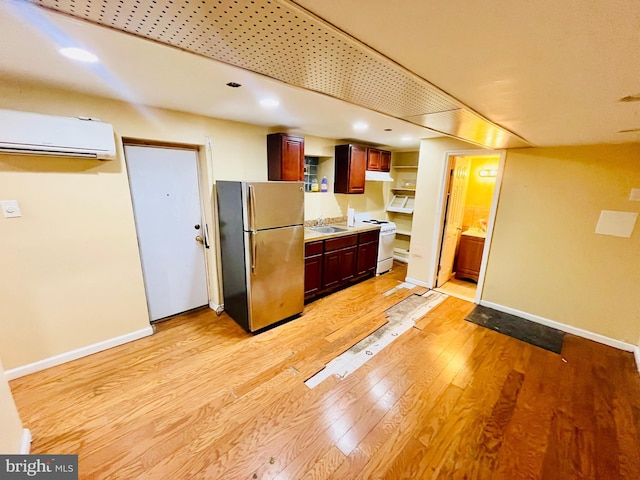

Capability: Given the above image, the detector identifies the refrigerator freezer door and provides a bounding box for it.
[244,181,304,231]
[245,224,304,331]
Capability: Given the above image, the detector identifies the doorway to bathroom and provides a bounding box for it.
[434,152,501,302]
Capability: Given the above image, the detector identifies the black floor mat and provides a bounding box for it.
[465,305,565,354]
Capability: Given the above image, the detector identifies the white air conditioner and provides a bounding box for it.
[0,109,116,160]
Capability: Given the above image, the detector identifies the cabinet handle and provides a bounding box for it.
[250,231,257,272]
[248,184,257,232]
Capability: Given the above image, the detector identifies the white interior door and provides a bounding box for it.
[437,156,470,286]
[125,145,208,321]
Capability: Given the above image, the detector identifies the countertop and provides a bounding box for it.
[461,228,487,239]
[304,222,381,243]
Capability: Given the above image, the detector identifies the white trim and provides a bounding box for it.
[480,300,636,352]
[634,346,640,375]
[20,429,32,454]
[404,276,431,288]
[209,302,224,315]
[5,326,154,380]
[393,254,409,264]
[474,150,506,304]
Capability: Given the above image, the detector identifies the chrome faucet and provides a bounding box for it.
[317,216,326,226]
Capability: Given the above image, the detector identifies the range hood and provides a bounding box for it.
[365,170,394,182]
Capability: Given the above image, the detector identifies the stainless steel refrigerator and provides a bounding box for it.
[216,181,305,332]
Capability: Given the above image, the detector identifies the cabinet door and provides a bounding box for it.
[334,144,366,194]
[304,254,323,299]
[281,136,304,180]
[267,133,304,181]
[323,249,342,290]
[367,148,381,171]
[356,241,374,277]
[348,145,367,193]
[380,150,391,172]
[455,236,485,282]
[340,245,357,283]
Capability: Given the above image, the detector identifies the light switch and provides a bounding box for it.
[630,188,640,201]
[1,200,21,218]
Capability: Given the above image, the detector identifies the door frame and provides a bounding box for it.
[122,140,212,319]
[431,149,506,303]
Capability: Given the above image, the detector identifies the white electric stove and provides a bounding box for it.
[354,213,397,275]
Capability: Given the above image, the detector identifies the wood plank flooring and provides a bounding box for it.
[9,264,640,479]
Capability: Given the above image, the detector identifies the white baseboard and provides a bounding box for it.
[635,346,640,375]
[479,300,636,352]
[20,429,31,454]
[392,254,409,264]
[404,276,432,289]
[5,326,154,381]
[209,302,224,315]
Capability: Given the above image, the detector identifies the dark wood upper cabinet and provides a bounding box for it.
[366,147,391,172]
[267,133,304,181]
[334,144,366,194]
[380,150,391,171]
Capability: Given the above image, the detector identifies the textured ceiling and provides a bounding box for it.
[29,0,529,148]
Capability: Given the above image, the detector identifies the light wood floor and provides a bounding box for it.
[9,265,640,479]
[435,277,477,302]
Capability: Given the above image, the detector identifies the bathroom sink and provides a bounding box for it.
[310,226,348,234]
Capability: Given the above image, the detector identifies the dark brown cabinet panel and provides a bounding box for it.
[356,237,379,278]
[267,133,304,181]
[334,144,366,194]
[455,234,485,282]
[304,240,324,299]
[366,148,381,171]
[323,245,357,290]
[304,254,323,299]
[366,148,391,172]
[381,150,391,172]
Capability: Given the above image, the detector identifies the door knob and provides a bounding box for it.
[195,235,204,244]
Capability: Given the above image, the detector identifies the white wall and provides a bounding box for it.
[0,80,268,371]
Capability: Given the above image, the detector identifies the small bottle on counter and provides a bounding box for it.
[311,178,319,192]
[320,176,328,192]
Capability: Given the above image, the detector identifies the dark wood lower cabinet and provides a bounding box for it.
[355,231,379,278]
[455,234,485,282]
[304,241,323,300]
[323,245,357,290]
[304,230,380,302]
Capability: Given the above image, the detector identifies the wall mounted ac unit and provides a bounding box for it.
[0,109,116,160]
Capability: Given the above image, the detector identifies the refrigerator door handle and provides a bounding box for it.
[250,231,257,272]
[248,184,257,232]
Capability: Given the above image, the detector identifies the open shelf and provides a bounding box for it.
[387,194,414,214]
[396,230,412,236]
[393,165,418,170]
[391,187,416,194]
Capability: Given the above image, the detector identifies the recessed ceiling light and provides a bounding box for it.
[401,135,412,141]
[353,121,369,132]
[59,47,99,63]
[259,98,279,108]
[226,82,242,88]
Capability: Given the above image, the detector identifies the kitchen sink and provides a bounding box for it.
[310,226,348,234]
